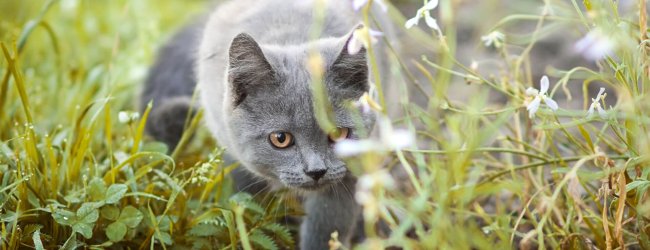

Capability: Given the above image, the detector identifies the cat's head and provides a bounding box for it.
[225,28,375,191]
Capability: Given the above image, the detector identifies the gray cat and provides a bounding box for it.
[142,0,378,248]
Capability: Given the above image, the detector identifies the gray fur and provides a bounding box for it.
[196,1,376,248]
[141,20,204,148]
[143,0,380,248]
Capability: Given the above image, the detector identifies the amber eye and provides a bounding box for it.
[328,127,351,143]
[269,132,294,148]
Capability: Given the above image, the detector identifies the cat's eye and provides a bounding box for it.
[269,132,294,148]
[328,127,351,143]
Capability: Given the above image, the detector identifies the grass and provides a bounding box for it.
[1,0,650,249]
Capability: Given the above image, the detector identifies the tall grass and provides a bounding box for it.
[1,0,298,249]
[1,0,649,249]
[341,0,649,249]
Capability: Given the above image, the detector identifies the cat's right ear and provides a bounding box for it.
[228,33,274,106]
[329,26,369,100]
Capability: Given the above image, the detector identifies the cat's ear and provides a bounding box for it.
[228,33,275,106]
[329,26,369,99]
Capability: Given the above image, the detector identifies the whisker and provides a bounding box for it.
[339,179,354,199]
[239,178,266,193]
[251,184,271,200]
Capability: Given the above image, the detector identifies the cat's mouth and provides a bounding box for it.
[279,168,347,191]
[285,180,335,191]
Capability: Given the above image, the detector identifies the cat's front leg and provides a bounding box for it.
[300,175,360,250]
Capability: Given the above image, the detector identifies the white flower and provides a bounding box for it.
[334,116,415,157]
[357,170,395,191]
[525,75,559,119]
[587,87,607,119]
[575,28,616,61]
[197,163,211,175]
[355,170,395,204]
[335,139,378,157]
[354,170,395,220]
[347,27,384,55]
[118,111,140,124]
[481,31,505,48]
[60,0,79,12]
[191,163,212,184]
[404,0,441,35]
[353,0,388,12]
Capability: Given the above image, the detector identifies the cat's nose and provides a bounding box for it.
[305,169,327,181]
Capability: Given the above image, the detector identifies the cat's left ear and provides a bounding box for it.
[228,33,275,106]
[329,25,369,99]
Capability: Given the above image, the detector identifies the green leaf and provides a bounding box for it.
[52,209,75,226]
[577,125,594,153]
[250,231,278,250]
[229,193,265,214]
[206,217,227,227]
[0,211,16,223]
[32,228,44,250]
[627,180,650,191]
[119,206,143,228]
[27,189,42,208]
[188,223,220,237]
[101,206,120,221]
[155,231,172,245]
[76,202,100,224]
[152,169,182,193]
[88,178,107,201]
[105,184,128,204]
[106,221,127,242]
[141,141,168,153]
[263,223,294,246]
[63,191,83,204]
[191,238,213,250]
[73,222,93,239]
[156,215,177,231]
[60,232,78,250]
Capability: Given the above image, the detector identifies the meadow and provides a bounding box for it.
[1,0,649,249]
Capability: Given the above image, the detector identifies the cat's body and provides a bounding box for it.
[142,0,380,248]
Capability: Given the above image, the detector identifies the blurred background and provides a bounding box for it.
[1,0,645,249]
[0,0,601,120]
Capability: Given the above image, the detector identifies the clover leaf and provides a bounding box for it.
[105,205,143,242]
